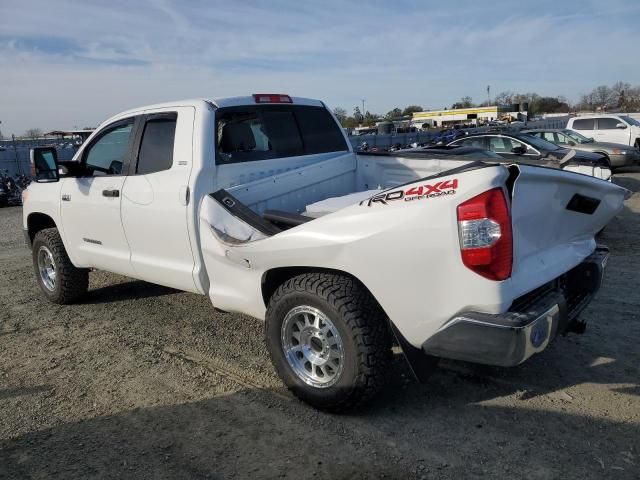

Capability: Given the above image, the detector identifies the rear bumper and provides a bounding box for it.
[422,247,609,367]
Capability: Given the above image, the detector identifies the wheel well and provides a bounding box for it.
[593,151,609,158]
[261,267,366,308]
[27,213,57,244]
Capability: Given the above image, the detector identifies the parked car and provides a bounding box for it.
[524,128,640,169]
[567,114,640,149]
[24,94,628,411]
[392,145,503,158]
[447,132,611,180]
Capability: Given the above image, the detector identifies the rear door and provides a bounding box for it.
[60,118,137,276]
[120,107,198,292]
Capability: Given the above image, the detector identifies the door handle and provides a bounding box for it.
[102,189,120,198]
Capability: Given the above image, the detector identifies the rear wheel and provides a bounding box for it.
[265,273,391,412]
[32,228,88,304]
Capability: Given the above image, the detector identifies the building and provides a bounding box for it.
[411,105,528,129]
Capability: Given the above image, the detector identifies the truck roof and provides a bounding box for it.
[110,95,325,120]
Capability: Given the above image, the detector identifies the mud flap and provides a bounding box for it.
[388,320,439,383]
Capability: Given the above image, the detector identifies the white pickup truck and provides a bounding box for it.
[24,94,628,411]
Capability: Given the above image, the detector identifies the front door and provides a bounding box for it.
[60,118,137,276]
[596,117,629,144]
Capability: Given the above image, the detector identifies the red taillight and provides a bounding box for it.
[252,93,293,104]
[457,187,512,281]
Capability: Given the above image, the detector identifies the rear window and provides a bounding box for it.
[216,105,347,164]
[137,115,177,174]
[572,118,595,130]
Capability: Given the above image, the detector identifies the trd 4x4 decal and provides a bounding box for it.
[360,179,458,207]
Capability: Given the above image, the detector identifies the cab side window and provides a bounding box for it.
[457,137,487,149]
[572,119,595,130]
[83,120,134,176]
[541,132,557,143]
[136,114,177,175]
[597,118,620,130]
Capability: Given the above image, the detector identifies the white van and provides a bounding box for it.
[567,115,640,148]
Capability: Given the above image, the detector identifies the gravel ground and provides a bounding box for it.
[1,171,639,479]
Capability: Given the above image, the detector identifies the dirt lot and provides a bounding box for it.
[1,171,639,480]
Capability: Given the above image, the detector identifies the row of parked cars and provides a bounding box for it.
[392,114,640,183]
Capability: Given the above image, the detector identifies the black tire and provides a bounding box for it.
[265,273,391,412]
[32,228,88,304]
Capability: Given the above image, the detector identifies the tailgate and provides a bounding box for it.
[509,164,627,298]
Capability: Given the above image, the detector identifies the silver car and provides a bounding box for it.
[524,128,640,169]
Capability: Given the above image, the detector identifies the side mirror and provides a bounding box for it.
[511,146,527,155]
[568,140,576,146]
[616,123,627,129]
[30,147,60,183]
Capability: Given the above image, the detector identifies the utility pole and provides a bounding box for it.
[486,85,491,105]
[361,99,366,115]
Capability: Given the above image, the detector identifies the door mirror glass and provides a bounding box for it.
[30,147,59,182]
[511,146,526,155]
[616,123,627,129]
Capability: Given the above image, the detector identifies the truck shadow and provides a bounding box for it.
[82,280,178,304]
[0,386,637,479]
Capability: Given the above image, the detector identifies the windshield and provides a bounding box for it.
[518,134,561,151]
[620,115,640,127]
[563,129,592,143]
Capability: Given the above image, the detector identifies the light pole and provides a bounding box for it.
[361,99,366,115]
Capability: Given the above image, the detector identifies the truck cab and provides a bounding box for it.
[568,114,640,148]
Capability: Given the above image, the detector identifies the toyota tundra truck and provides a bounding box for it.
[24,94,628,411]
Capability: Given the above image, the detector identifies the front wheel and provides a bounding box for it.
[265,273,391,412]
[32,228,88,304]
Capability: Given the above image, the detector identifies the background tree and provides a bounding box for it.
[353,106,364,124]
[363,111,379,127]
[332,107,347,124]
[402,105,423,116]
[24,128,43,139]
[385,107,403,120]
[451,96,475,109]
[592,85,614,110]
[611,81,631,109]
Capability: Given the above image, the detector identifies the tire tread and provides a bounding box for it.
[33,228,88,304]
[266,272,391,412]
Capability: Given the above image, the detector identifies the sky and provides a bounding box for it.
[0,0,639,135]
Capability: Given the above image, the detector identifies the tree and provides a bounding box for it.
[353,106,364,124]
[493,91,514,106]
[24,128,43,139]
[402,105,423,116]
[363,111,379,127]
[385,107,403,120]
[592,85,614,110]
[332,107,347,124]
[532,97,570,114]
[452,96,474,109]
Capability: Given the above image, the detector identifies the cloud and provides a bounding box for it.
[0,0,638,134]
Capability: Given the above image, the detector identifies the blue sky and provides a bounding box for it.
[0,0,638,134]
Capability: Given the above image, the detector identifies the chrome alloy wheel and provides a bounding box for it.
[281,306,345,388]
[37,246,56,291]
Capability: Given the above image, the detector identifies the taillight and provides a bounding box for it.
[457,187,512,281]
[253,93,293,104]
